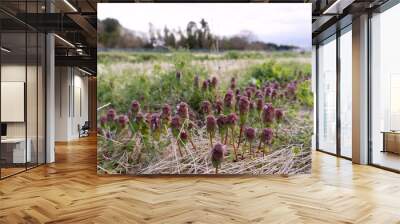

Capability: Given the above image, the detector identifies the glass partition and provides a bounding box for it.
[317,36,337,154]
[370,3,400,171]
[0,2,46,179]
[339,27,352,158]
[1,31,28,177]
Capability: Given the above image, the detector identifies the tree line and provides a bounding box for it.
[97,18,299,51]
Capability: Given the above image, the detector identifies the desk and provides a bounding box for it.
[1,138,31,163]
[382,131,400,154]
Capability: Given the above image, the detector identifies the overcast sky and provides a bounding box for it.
[98,3,311,48]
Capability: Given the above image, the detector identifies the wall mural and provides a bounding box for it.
[97,3,313,175]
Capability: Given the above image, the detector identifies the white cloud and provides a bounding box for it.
[98,3,311,48]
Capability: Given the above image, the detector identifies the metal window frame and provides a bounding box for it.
[367,0,400,173]
[315,20,353,162]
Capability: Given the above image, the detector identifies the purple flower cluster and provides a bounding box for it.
[107,108,116,121]
[201,101,212,115]
[171,115,181,130]
[150,113,161,131]
[244,127,256,142]
[275,109,284,122]
[177,102,189,119]
[206,115,217,134]
[215,99,223,114]
[211,77,218,89]
[262,103,275,124]
[202,80,209,91]
[224,90,234,109]
[118,115,129,128]
[211,143,226,168]
[230,77,236,90]
[131,100,140,115]
[256,98,264,112]
[226,113,238,127]
[100,115,107,127]
[238,96,250,115]
[260,128,273,144]
[217,115,227,131]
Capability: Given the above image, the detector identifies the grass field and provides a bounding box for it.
[97,50,313,175]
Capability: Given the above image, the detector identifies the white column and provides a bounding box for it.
[46,32,55,163]
[312,45,317,150]
[352,14,369,164]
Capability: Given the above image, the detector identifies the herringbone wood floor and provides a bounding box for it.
[1,136,400,224]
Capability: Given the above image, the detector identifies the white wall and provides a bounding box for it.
[55,67,89,141]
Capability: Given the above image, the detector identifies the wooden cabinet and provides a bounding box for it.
[382,132,400,154]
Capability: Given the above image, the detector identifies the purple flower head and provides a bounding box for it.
[201,101,212,115]
[215,99,223,114]
[260,128,273,144]
[255,90,263,98]
[211,76,218,89]
[107,108,116,121]
[224,90,234,108]
[177,102,189,119]
[275,109,284,122]
[256,98,264,112]
[118,115,128,128]
[100,115,107,126]
[235,89,240,96]
[206,115,217,133]
[227,113,238,126]
[105,131,113,140]
[202,80,209,91]
[161,104,172,121]
[265,87,272,97]
[272,82,279,89]
[249,101,256,110]
[211,143,225,164]
[245,89,252,98]
[271,89,277,99]
[217,114,227,129]
[262,104,275,124]
[180,131,188,142]
[194,75,200,88]
[287,82,297,95]
[131,100,140,114]
[238,96,250,115]
[171,115,181,130]
[244,127,256,142]
[230,77,236,89]
[176,71,181,81]
[150,113,161,131]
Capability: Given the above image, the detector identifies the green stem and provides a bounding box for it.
[231,128,238,161]
[209,132,213,148]
[176,139,183,157]
[249,141,253,157]
[237,125,243,150]
[258,140,262,152]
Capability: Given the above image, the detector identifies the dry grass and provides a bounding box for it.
[97,112,312,175]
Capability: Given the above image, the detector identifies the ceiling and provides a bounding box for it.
[0,0,394,74]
